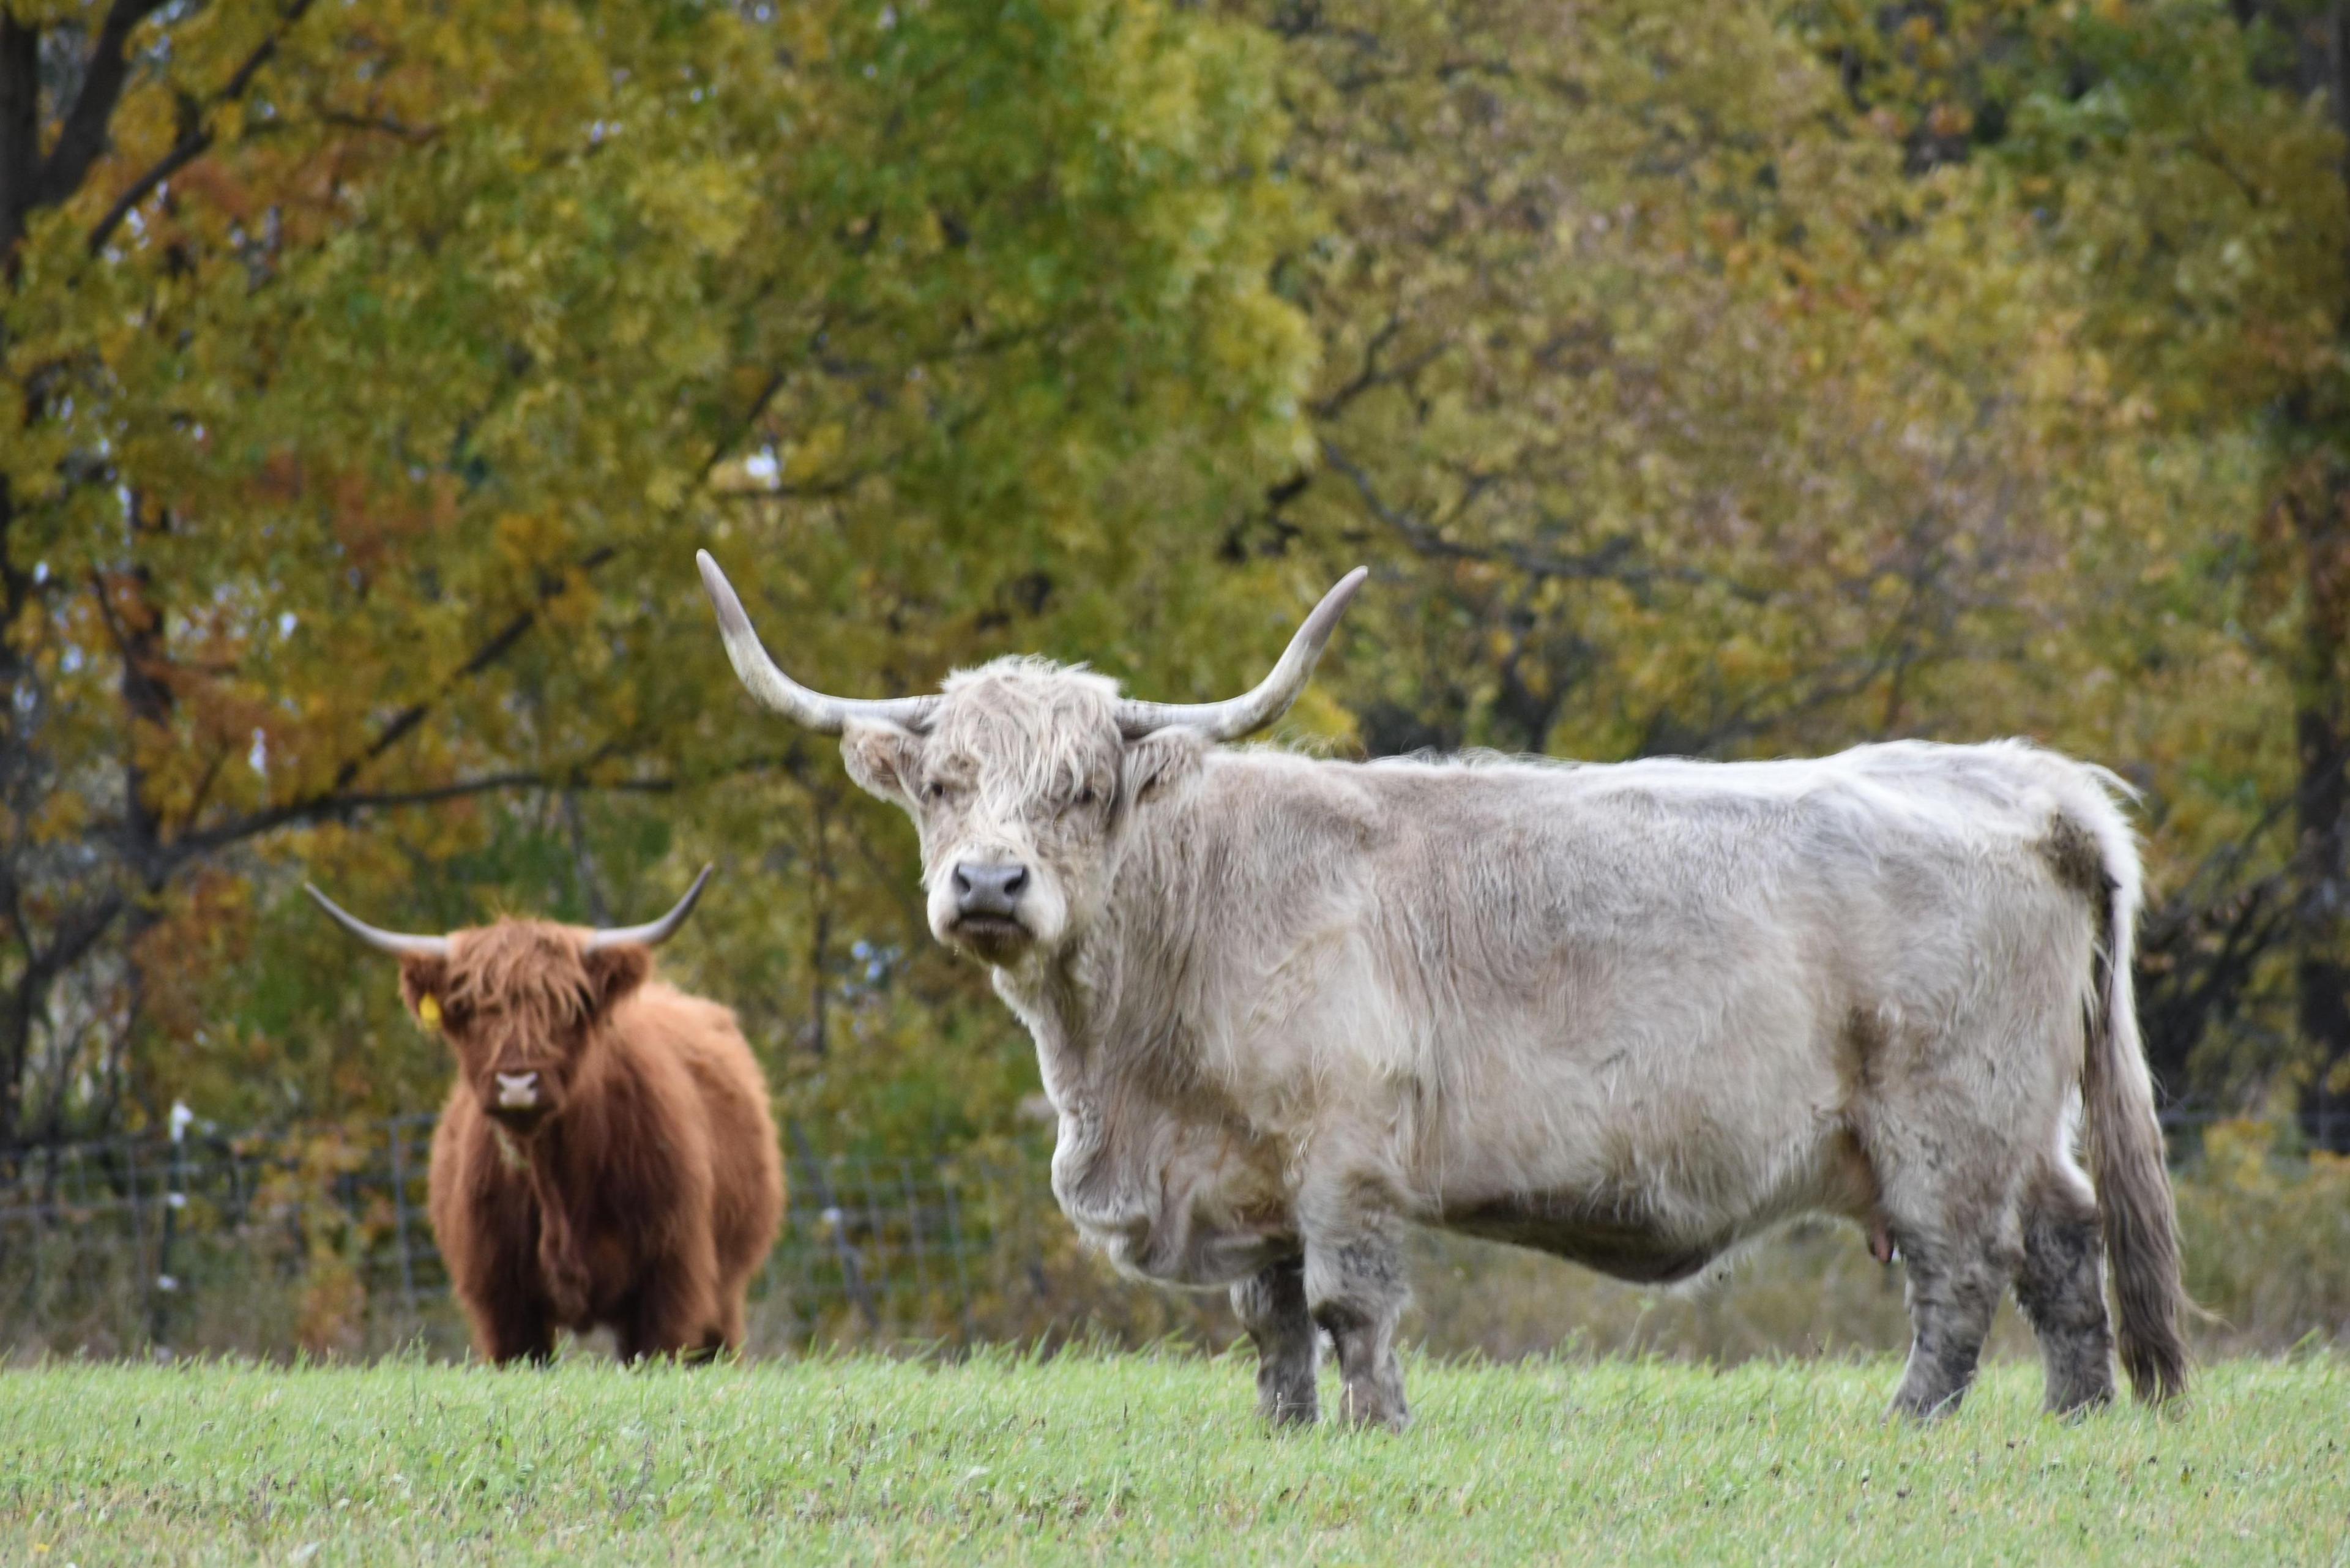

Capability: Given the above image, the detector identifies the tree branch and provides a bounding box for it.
[1321,438,1736,595]
[170,745,810,860]
[340,545,619,796]
[29,890,127,982]
[159,545,621,859]
[85,0,317,256]
[0,885,126,1147]
[83,97,206,255]
[35,0,174,211]
[702,370,786,483]
[221,329,783,837]
[168,764,678,859]
[316,109,439,145]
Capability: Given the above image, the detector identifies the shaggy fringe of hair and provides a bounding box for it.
[935,657,1124,810]
[445,922,600,1034]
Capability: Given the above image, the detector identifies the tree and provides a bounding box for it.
[0,0,1313,1145]
[17,0,2341,1163]
[1209,0,2127,770]
[1793,0,2350,1137]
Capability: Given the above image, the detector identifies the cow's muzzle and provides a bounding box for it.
[947,861,1033,957]
[953,861,1028,915]
[489,1071,551,1130]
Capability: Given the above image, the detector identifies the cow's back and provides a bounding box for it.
[1324,737,2113,1046]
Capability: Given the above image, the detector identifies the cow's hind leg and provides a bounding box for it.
[1233,1256,1318,1426]
[1888,1228,2008,1419]
[1870,1129,2023,1419]
[2015,1161,2115,1415]
[1859,990,2064,1420]
[1304,1225,1410,1432]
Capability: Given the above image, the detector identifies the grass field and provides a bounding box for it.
[1,1351,2343,1564]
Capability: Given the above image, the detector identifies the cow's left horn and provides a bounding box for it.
[584,865,714,951]
[698,551,944,734]
[304,885,452,957]
[1113,567,1368,741]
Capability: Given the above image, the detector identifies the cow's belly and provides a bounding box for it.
[1427,1118,1877,1285]
[1050,1107,1294,1290]
[1436,1190,1726,1285]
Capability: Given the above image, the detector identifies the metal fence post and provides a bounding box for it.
[939,1167,978,1344]
[149,1102,192,1352]
[389,1119,419,1321]
[788,1118,880,1332]
[859,1155,893,1318]
[124,1141,151,1351]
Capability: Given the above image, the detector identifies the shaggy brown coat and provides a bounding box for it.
[401,922,781,1364]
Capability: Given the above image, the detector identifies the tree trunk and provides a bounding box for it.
[0,12,38,267]
[2292,465,2350,1151]
[0,971,35,1152]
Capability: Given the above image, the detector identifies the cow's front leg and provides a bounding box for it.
[1305,1228,1410,1432]
[458,1276,556,1367]
[617,1237,723,1364]
[1232,1255,1318,1426]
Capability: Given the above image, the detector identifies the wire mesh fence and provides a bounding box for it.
[0,1105,2251,1364]
[0,1114,1095,1362]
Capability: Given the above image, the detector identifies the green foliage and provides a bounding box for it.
[2176,1118,2350,1348]
[1,1356,2345,1561]
[7,0,2350,1152]
[0,0,1315,1143]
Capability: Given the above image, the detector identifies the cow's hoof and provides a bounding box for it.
[1337,1389,1410,1433]
[1883,1391,1965,1424]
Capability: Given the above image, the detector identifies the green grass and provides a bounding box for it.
[1,1352,2343,1564]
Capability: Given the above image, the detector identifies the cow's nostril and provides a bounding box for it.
[953,861,1029,919]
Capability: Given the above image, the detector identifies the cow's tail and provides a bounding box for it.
[2074,773,2189,1405]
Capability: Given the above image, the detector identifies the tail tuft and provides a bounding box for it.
[2072,797,2189,1405]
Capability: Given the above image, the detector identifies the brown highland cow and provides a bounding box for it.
[307,868,783,1364]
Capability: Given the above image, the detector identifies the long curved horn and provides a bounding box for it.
[697,551,943,734]
[1113,567,1368,741]
[584,865,714,951]
[304,884,452,958]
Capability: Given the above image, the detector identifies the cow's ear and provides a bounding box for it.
[583,944,652,1013]
[842,720,923,804]
[1121,727,1206,808]
[398,955,450,1025]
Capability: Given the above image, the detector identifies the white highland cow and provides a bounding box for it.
[698,554,2186,1430]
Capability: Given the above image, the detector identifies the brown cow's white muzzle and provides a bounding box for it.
[495,1072,542,1111]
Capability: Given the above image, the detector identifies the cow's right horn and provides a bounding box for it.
[304,885,452,957]
[585,865,714,951]
[696,551,944,734]
[1112,567,1367,741]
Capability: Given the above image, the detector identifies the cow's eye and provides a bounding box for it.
[920,780,949,804]
[1069,786,1098,812]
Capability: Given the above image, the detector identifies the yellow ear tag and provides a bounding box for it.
[417,995,442,1030]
